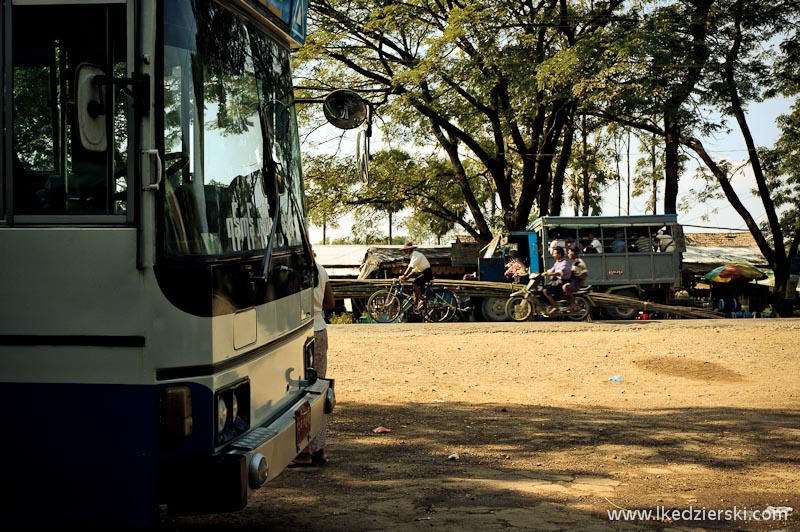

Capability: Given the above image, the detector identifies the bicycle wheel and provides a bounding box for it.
[367,290,402,323]
[505,296,533,322]
[425,288,458,322]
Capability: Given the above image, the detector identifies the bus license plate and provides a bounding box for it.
[295,401,311,447]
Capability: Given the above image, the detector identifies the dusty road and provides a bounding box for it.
[161,319,799,531]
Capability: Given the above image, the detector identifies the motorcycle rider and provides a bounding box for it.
[541,246,572,314]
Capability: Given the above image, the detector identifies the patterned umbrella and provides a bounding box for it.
[704,263,767,283]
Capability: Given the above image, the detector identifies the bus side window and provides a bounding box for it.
[11,4,127,218]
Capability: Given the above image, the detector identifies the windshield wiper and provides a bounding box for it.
[251,161,280,282]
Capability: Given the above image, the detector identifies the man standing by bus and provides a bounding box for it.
[400,242,432,310]
[294,258,335,466]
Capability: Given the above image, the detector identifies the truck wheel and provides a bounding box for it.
[606,289,640,320]
[505,296,533,322]
[481,297,509,322]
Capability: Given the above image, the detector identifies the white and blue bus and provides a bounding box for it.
[1,0,342,525]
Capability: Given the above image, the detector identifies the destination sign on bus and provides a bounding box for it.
[262,0,308,45]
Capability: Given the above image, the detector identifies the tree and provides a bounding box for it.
[562,0,727,215]
[297,0,627,243]
[304,147,491,244]
[681,0,800,313]
[760,104,800,258]
[564,118,612,216]
[304,153,357,243]
[570,0,797,314]
[631,131,687,215]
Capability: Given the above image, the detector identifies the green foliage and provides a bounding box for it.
[13,67,55,169]
[760,101,800,253]
[631,132,681,215]
[304,153,358,229]
[327,313,354,325]
[298,0,633,241]
[564,117,614,216]
[299,0,800,290]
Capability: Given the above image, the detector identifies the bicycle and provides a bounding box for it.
[366,278,460,323]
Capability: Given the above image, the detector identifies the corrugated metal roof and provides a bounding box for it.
[685,232,757,247]
[682,245,767,274]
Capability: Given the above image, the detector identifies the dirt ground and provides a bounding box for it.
[161,319,799,532]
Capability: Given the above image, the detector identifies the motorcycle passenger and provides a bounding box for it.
[564,246,588,310]
[541,246,572,314]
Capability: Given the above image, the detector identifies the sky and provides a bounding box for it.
[304,96,793,244]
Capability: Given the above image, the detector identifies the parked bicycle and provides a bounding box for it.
[367,278,461,323]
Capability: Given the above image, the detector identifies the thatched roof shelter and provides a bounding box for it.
[358,245,469,279]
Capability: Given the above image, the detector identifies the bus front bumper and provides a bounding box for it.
[165,377,335,515]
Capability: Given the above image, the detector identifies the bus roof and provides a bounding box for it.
[527,214,679,232]
[249,0,308,48]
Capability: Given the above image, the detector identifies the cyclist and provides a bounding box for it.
[399,242,433,310]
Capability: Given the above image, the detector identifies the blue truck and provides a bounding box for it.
[479,215,684,320]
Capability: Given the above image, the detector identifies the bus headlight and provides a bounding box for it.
[230,393,238,422]
[214,379,251,446]
[217,396,228,433]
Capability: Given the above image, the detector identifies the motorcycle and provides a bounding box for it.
[505,273,591,321]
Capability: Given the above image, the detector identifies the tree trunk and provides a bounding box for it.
[430,123,494,243]
[650,133,658,215]
[663,116,679,214]
[626,129,631,215]
[720,9,790,314]
[551,117,574,218]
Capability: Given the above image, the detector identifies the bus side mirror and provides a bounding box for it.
[323,89,369,130]
[76,63,108,152]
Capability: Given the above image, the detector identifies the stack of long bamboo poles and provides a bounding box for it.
[330,278,516,300]
[331,278,724,319]
[584,292,723,319]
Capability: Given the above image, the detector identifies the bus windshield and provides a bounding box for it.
[161,0,306,257]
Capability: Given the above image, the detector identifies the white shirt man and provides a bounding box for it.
[407,249,430,273]
[313,262,332,331]
[400,242,433,308]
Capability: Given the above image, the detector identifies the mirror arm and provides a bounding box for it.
[94,73,151,114]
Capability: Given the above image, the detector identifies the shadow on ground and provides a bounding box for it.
[159,402,799,531]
